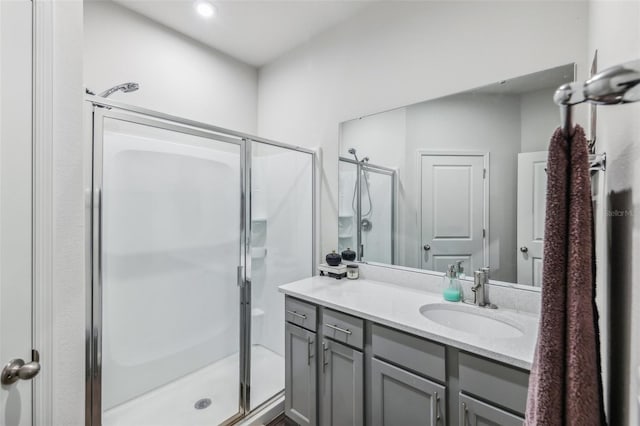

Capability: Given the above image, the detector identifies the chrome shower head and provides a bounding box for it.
[98,82,140,98]
[348,147,359,163]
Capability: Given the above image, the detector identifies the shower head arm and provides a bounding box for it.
[97,82,140,98]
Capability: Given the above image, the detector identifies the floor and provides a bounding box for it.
[103,345,284,426]
[266,414,297,426]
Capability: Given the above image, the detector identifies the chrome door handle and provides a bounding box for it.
[520,246,529,253]
[435,392,441,422]
[423,244,431,251]
[462,402,468,425]
[307,337,314,366]
[1,358,41,385]
[322,341,329,372]
[324,323,352,335]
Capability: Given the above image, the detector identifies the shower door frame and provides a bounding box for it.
[85,96,318,426]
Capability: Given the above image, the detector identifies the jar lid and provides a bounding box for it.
[346,264,359,269]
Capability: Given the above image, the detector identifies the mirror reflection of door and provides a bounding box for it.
[420,153,487,274]
[516,151,548,286]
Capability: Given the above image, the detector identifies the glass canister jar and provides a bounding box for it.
[346,264,359,280]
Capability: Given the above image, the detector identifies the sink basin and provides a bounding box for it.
[419,304,524,339]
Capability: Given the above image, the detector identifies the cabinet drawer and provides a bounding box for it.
[372,324,446,383]
[285,296,317,332]
[459,352,529,415]
[322,308,364,349]
[460,393,524,426]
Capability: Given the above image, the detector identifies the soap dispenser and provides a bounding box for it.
[455,260,465,280]
[443,264,461,302]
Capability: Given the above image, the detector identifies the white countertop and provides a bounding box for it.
[279,275,539,370]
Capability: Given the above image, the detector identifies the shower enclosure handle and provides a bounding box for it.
[237,265,244,287]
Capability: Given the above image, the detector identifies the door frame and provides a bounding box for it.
[33,1,55,424]
[416,150,490,272]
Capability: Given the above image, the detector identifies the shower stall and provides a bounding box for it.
[338,156,396,265]
[86,97,316,426]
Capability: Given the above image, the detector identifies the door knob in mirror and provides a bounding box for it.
[520,246,529,253]
[423,244,431,251]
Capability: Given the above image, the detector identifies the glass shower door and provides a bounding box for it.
[359,164,394,264]
[249,141,314,410]
[94,111,244,426]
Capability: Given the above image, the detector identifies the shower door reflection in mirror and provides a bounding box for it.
[338,158,396,264]
[338,64,575,287]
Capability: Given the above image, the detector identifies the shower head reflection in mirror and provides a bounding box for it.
[338,64,584,289]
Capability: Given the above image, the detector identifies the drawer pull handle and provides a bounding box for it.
[435,392,441,422]
[324,323,352,335]
[287,310,307,320]
[307,337,314,366]
[462,402,468,425]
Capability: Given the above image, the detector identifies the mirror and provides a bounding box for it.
[338,64,575,288]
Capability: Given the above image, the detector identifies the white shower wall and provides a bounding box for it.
[101,123,241,411]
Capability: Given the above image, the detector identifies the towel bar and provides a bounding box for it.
[554,59,640,137]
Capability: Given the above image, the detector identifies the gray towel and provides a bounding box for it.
[525,126,606,425]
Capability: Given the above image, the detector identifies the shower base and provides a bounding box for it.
[103,345,284,426]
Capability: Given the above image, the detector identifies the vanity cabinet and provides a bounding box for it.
[284,296,529,426]
[371,358,445,425]
[285,297,319,426]
[320,307,364,426]
[459,394,524,426]
[320,339,364,426]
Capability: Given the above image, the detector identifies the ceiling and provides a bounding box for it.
[113,0,373,67]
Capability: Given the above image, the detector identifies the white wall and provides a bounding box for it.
[587,1,640,425]
[520,88,559,153]
[257,1,589,259]
[84,0,258,133]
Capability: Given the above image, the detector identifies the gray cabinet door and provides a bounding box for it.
[321,339,364,426]
[371,358,446,426]
[285,322,317,426]
[459,394,524,426]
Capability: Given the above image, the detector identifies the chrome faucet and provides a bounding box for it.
[466,267,497,309]
[471,270,488,306]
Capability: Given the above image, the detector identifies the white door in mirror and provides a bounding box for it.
[516,151,547,286]
[420,154,485,274]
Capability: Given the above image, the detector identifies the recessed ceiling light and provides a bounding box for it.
[195,0,216,18]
